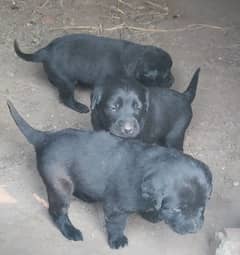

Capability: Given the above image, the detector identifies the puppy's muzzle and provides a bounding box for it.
[152,72,174,88]
[110,119,140,138]
[162,73,174,87]
[166,73,174,87]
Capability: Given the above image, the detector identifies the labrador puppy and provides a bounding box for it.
[14,34,173,113]
[91,68,200,151]
[91,74,150,138]
[8,100,212,249]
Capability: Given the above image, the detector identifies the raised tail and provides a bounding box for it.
[7,101,46,146]
[183,68,200,103]
[14,40,46,62]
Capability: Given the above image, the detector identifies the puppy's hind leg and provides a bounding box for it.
[59,85,89,113]
[47,72,89,113]
[47,178,83,241]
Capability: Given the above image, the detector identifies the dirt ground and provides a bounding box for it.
[0,0,240,254]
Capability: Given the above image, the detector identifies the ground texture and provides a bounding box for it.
[0,0,240,254]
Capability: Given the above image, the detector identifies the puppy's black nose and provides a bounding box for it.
[123,123,134,135]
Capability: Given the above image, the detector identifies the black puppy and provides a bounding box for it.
[91,68,200,151]
[8,101,212,249]
[14,34,173,113]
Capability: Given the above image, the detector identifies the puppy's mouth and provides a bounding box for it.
[160,73,174,88]
[109,120,140,138]
[165,73,174,87]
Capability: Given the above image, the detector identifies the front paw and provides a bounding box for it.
[140,210,162,223]
[108,235,128,249]
[61,224,83,241]
[75,102,89,113]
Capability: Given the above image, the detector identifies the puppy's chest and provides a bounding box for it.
[140,122,166,143]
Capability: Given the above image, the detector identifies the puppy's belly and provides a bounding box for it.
[73,179,105,202]
[73,190,97,203]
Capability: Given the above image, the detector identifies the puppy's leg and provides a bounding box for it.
[59,86,89,113]
[47,71,89,113]
[47,178,83,241]
[91,110,104,131]
[104,209,128,249]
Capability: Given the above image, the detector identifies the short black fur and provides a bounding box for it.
[14,34,173,113]
[7,100,212,249]
[91,68,200,151]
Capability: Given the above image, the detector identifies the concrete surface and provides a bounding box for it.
[0,0,240,254]
[216,228,240,255]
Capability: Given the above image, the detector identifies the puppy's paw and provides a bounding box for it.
[108,235,128,249]
[61,224,83,241]
[140,210,162,223]
[75,103,89,113]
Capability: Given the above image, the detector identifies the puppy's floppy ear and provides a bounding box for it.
[141,171,164,210]
[141,173,155,199]
[144,88,150,113]
[90,86,103,110]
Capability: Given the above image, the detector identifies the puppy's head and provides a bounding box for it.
[91,76,149,138]
[141,161,212,234]
[135,46,174,88]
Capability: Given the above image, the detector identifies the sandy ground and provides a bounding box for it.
[0,0,240,254]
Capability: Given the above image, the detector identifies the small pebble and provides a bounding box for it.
[216,231,225,241]
[10,1,19,10]
[172,13,180,19]
[233,181,239,187]
[31,38,39,45]
[29,20,37,25]
[8,72,14,77]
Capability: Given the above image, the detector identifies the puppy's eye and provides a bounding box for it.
[144,70,158,79]
[173,208,181,213]
[111,104,120,111]
[133,101,142,110]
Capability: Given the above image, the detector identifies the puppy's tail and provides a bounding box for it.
[7,100,46,146]
[183,68,200,103]
[14,40,46,63]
